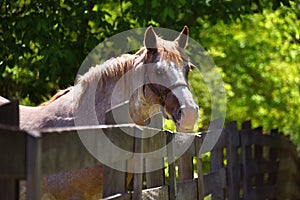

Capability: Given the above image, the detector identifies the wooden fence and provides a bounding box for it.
[0,101,299,200]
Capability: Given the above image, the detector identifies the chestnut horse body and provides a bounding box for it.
[1,26,198,199]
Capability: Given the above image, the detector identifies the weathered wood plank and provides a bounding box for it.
[167,131,177,200]
[225,121,241,200]
[103,166,127,198]
[40,125,146,175]
[242,130,298,154]
[195,136,204,200]
[0,101,21,200]
[242,145,298,175]
[38,124,201,174]
[145,158,165,188]
[41,129,100,175]
[174,130,196,183]
[177,179,198,200]
[267,129,279,185]
[105,179,296,200]
[26,131,42,200]
[133,127,143,200]
[253,127,264,187]
[247,184,278,199]
[210,130,225,200]
[0,128,26,178]
[143,127,165,189]
[246,160,279,177]
[0,100,19,127]
[178,154,193,181]
[144,112,165,189]
[241,121,252,200]
[202,168,226,196]
[142,128,166,156]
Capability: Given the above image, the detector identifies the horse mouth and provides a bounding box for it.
[161,106,194,132]
[173,118,194,132]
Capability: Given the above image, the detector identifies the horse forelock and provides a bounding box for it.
[145,37,187,68]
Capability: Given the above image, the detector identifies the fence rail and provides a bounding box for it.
[0,101,299,200]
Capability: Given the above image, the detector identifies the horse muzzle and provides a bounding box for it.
[172,104,199,132]
[152,84,199,132]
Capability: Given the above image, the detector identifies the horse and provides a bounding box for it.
[1,26,199,199]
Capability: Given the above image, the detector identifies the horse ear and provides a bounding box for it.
[144,26,157,50]
[175,26,189,49]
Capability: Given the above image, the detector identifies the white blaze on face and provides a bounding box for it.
[172,86,199,132]
[155,60,185,86]
[162,61,199,132]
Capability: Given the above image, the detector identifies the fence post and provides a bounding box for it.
[133,127,143,200]
[0,100,20,200]
[0,100,19,127]
[195,135,204,200]
[178,154,193,182]
[102,164,127,198]
[103,103,129,197]
[241,121,252,200]
[267,129,278,186]
[253,127,263,188]
[167,131,177,200]
[210,130,225,200]
[145,113,165,188]
[225,121,241,200]
[26,131,42,200]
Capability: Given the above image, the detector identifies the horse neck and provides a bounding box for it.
[19,89,76,130]
[75,51,162,126]
[74,54,141,125]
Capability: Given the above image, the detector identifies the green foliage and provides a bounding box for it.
[1,0,299,146]
[1,0,118,103]
[198,3,300,145]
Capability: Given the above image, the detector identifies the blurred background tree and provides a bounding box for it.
[1,0,299,145]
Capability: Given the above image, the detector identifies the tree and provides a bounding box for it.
[197,2,300,145]
[0,0,292,103]
[1,0,299,146]
[0,0,117,103]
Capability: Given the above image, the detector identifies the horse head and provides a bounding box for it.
[130,26,199,132]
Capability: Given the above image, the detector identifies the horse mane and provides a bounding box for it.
[77,56,131,85]
[76,48,147,91]
[76,35,186,89]
[40,87,72,106]
[42,36,186,107]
